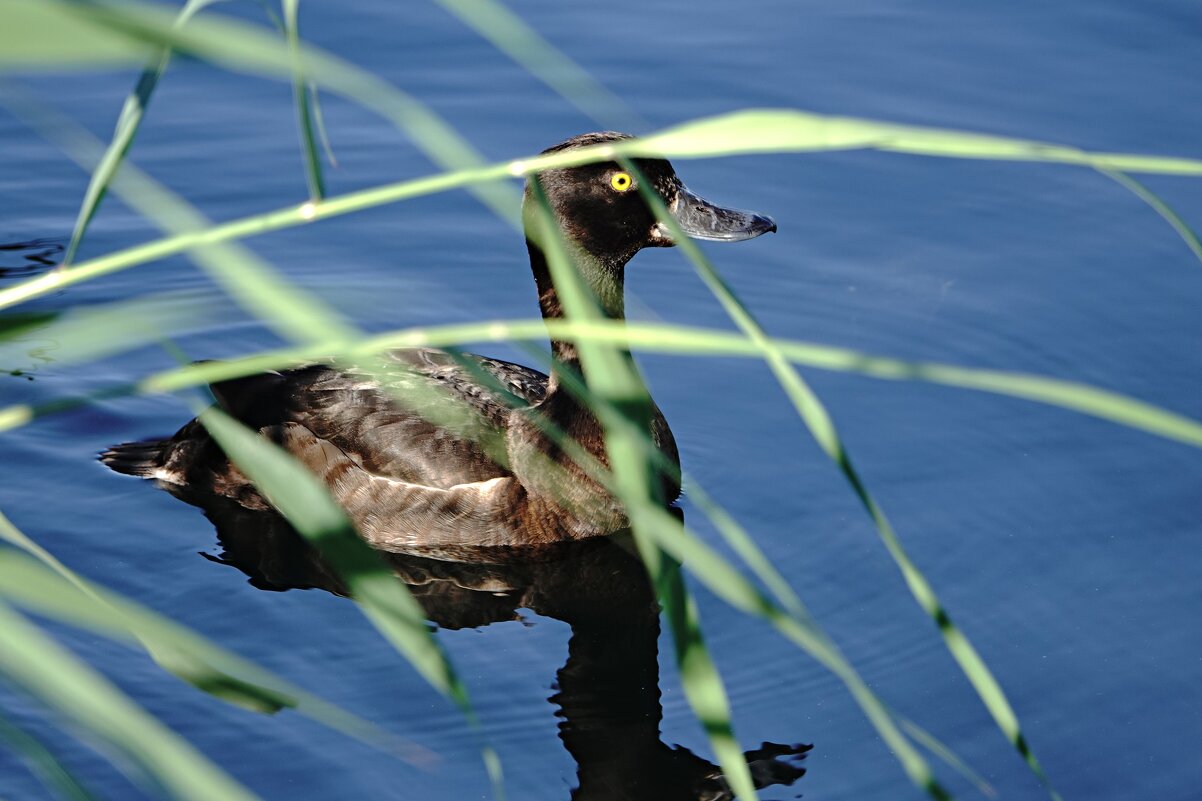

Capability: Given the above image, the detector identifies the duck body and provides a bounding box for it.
[103,132,774,554]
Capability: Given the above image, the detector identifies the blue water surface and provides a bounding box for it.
[2,1,1201,800]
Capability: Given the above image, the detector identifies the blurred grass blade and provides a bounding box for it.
[28,0,519,220]
[308,82,338,166]
[0,312,58,342]
[61,0,225,266]
[528,178,762,799]
[629,165,1059,799]
[193,408,505,798]
[282,0,325,201]
[10,314,1202,459]
[0,291,222,372]
[509,338,986,792]
[431,0,640,130]
[194,408,460,696]
[662,560,759,800]
[3,107,1201,315]
[0,713,100,801]
[4,88,358,346]
[0,599,263,801]
[514,334,978,789]
[7,313,1189,452]
[0,514,426,761]
[0,0,151,66]
[632,109,1202,175]
[635,503,951,798]
[902,719,997,799]
[8,4,1202,176]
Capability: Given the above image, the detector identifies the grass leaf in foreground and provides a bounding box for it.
[61,0,225,266]
[3,102,1201,316]
[0,598,262,801]
[282,0,325,201]
[193,408,458,697]
[0,522,426,761]
[0,713,99,801]
[527,178,760,799]
[193,407,505,799]
[1098,168,1202,268]
[629,164,1059,799]
[0,0,150,67]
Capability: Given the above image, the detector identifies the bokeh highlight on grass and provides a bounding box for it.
[1,1,1201,800]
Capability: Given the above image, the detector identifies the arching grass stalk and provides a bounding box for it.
[0,712,99,801]
[7,310,1201,452]
[3,89,512,799]
[192,407,506,800]
[0,597,264,801]
[29,58,971,799]
[627,158,1061,800]
[282,0,326,202]
[59,0,225,267]
[1098,168,1202,268]
[430,0,641,131]
[525,176,764,801]
[0,513,427,760]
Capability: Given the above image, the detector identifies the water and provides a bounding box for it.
[2,1,1201,799]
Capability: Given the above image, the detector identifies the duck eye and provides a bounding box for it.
[609,172,634,192]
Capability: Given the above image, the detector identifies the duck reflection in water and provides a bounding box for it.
[199,499,812,801]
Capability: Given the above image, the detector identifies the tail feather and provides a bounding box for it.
[100,439,169,478]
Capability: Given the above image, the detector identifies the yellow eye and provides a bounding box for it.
[609,172,633,192]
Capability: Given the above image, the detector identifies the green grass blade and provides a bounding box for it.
[0,599,263,801]
[1099,168,1202,267]
[0,713,101,801]
[662,560,758,800]
[10,311,1194,456]
[632,109,1202,175]
[0,312,58,342]
[308,81,338,167]
[0,515,428,762]
[60,0,224,266]
[194,408,459,695]
[0,0,151,67]
[0,291,221,372]
[44,0,519,220]
[193,407,506,799]
[8,314,1201,460]
[9,5,1202,177]
[901,718,997,799]
[4,88,358,345]
[4,310,1192,454]
[282,0,325,201]
[1,109,1199,314]
[628,166,1058,798]
[506,342,982,791]
[528,180,762,799]
[431,0,639,130]
[636,504,951,798]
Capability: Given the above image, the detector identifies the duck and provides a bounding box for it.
[102,132,775,554]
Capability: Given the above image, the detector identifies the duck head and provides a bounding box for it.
[523,131,776,277]
[521,131,776,327]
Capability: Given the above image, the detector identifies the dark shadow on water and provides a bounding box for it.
[191,494,813,800]
[0,238,63,277]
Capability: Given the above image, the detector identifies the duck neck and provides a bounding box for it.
[525,238,633,393]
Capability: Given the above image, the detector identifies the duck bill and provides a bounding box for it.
[652,185,777,244]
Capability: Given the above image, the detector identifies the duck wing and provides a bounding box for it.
[209,348,549,489]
